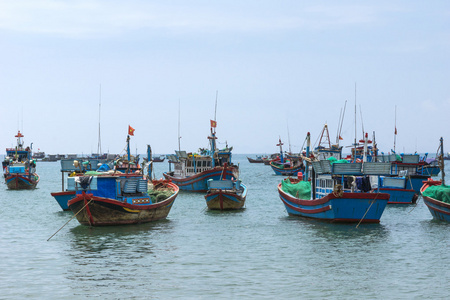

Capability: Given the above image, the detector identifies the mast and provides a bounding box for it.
[287,120,292,154]
[394,105,397,153]
[147,145,153,179]
[178,99,181,151]
[97,84,102,156]
[277,137,284,163]
[353,83,357,162]
[440,137,445,185]
[209,92,218,167]
[305,132,310,181]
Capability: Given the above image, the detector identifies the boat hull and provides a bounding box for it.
[270,164,303,176]
[379,188,418,204]
[247,157,264,163]
[205,185,247,210]
[163,167,237,192]
[5,174,39,190]
[278,183,389,223]
[420,179,450,222]
[68,182,179,226]
[50,191,76,211]
[422,196,450,222]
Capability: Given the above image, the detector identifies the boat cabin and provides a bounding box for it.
[67,174,152,204]
[311,161,392,199]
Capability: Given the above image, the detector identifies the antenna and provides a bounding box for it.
[286,119,291,153]
[336,100,347,144]
[213,91,218,135]
[394,105,397,153]
[353,83,357,161]
[178,99,181,151]
[97,84,102,156]
[359,105,364,137]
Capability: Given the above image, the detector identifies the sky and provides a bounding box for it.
[1,1,449,156]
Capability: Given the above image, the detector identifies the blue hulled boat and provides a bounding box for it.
[420,138,450,222]
[270,138,303,176]
[163,120,239,192]
[50,157,113,211]
[205,177,247,210]
[2,131,39,190]
[277,133,390,223]
[67,137,179,226]
[377,154,431,204]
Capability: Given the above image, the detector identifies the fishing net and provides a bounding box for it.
[422,184,450,204]
[281,179,311,199]
[327,157,349,164]
[149,188,174,203]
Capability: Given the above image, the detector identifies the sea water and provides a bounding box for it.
[0,155,448,299]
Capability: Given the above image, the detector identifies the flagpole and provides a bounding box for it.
[394,105,397,153]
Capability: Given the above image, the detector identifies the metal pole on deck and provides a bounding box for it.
[305,132,310,181]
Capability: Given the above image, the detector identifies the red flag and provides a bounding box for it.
[210,120,217,128]
[339,136,343,140]
[395,127,397,135]
[128,125,135,136]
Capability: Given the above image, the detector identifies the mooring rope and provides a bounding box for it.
[356,192,379,229]
[47,198,94,241]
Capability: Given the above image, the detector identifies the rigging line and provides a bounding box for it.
[359,105,365,136]
[356,193,379,229]
[339,100,347,141]
[47,198,94,241]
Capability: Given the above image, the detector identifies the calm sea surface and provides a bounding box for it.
[0,154,449,299]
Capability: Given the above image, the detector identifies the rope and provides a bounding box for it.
[356,192,379,229]
[332,184,344,198]
[47,197,94,241]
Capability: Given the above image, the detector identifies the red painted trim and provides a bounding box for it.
[277,183,389,206]
[51,191,76,196]
[379,188,415,192]
[68,182,179,211]
[164,168,236,186]
[83,192,95,225]
[280,197,332,214]
[423,196,450,211]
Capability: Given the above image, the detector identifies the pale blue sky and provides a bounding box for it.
[1,1,449,155]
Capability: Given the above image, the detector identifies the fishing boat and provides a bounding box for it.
[277,133,390,223]
[377,153,430,204]
[68,134,179,226]
[50,157,112,211]
[205,176,247,210]
[419,158,441,176]
[2,131,40,190]
[262,154,279,165]
[163,119,239,192]
[270,138,303,176]
[152,155,166,162]
[247,155,266,163]
[420,138,450,222]
[313,124,343,161]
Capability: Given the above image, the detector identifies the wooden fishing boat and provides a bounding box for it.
[67,135,179,226]
[2,131,39,190]
[68,178,179,226]
[421,179,450,222]
[152,155,165,162]
[277,133,390,223]
[247,156,266,163]
[270,138,304,176]
[51,139,144,211]
[420,138,450,222]
[205,178,247,210]
[163,119,239,192]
